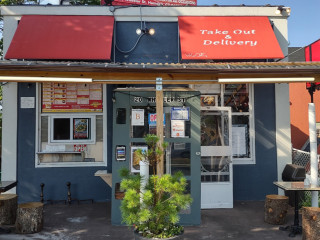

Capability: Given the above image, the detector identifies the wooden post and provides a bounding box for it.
[156,77,164,176]
[302,207,320,240]
[15,202,44,234]
[0,194,18,225]
[264,194,289,225]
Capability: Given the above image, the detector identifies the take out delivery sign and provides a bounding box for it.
[179,16,284,60]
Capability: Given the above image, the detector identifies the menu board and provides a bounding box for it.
[42,83,103,112]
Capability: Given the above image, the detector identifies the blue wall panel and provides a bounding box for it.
[233,84,278,200]
[115,22,178,63]
[17,83,112,203]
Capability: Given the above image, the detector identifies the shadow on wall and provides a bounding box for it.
[291,124,309,150]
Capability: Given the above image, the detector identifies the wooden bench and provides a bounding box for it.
[264,194,289,225]
[15,202,44,234]
[0,194,18,225]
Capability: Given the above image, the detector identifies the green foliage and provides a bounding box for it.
[0,0,34,5]
[134,134,168,175]
[120,134,192,239]
[300,191,320,208]
[120,171,192,239]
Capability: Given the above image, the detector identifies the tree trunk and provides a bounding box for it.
[15,202,44,234]
[302,207,320,240]
[264,194,289,225]
[0,194,18,225]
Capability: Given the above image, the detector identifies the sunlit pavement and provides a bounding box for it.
[0,201,300,240]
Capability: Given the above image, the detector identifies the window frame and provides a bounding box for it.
[35,83,107,168]
[222,84,255,165]
[49,115,96,144]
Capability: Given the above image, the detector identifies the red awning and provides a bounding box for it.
[5,15,114,60]
[305,39,320,62]
[178,16,284,60]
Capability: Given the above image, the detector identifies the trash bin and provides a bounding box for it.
[282,164,306,206]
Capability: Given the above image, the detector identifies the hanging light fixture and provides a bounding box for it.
[136,27,156,36]
[275,6,291,14]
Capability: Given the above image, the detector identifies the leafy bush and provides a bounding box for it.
[119,134,192,238]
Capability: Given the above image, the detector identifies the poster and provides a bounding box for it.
[200,95,218,107]
[132,109,145,126]
[232,125,247,156]
[42,83,102,112]
[171,120,185,138]
[171,107,190,120]
[148,113,166,125]
[73,119,89,139]
[131,146,147,173]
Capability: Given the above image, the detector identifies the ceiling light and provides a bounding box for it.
[275,6,291,15]
[136,28,155,36]
[0,76,93,83]
[275,7,282,14]
[148,28,155,36]
[218,77,315,83]
[136,28,142,35]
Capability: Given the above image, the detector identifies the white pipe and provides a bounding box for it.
[308,103,319,207]
[139,160,149,204]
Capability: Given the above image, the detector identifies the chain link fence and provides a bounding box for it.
[292,148,320,175]
[292,148,320,207]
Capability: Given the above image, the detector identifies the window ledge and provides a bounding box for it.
[35,162,107,168]
[37,151,82,154]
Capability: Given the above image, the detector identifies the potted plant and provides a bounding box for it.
[119,134,192,239]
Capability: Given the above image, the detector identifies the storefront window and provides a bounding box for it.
[36,83,105,166]
[224,84,249,112]
[232,115,250,158]
[225,84,254,163]
[167,142,191,176]
[197,84,254,164]
[53,118,70,140]
[50,116,94,143]
[131,106,191,139]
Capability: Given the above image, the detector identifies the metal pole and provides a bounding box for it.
[308,103,319,207]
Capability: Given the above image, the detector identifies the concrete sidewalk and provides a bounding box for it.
[0,201,301,240]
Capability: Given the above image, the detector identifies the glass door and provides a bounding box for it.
[200,107,233,208]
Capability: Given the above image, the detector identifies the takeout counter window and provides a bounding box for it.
[36,83,105,166]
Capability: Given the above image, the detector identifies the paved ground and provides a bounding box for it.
[0,201,302,240]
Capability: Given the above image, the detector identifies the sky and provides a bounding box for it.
[197,0,320,47]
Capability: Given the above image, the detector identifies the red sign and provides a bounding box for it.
[101,0,196,6]
[42,83,103,112]
[178,16,284,60]
[74,145,87,152]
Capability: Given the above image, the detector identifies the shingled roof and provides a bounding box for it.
[0,60,319,84]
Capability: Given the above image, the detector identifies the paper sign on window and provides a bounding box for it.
[131,109,144,126]
[171,120,185,138]
[171,107,190,121]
